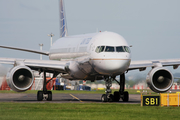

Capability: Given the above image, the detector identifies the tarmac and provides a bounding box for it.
[0,93,141,104]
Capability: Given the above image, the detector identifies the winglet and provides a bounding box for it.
[59,0,68,38]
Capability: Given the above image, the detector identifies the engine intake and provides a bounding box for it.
[146,67,173,93]
[6,66,34,92]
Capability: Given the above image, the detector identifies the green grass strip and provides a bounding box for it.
[0,102,180,120]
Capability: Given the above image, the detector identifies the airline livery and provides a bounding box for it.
[0,0,180,102]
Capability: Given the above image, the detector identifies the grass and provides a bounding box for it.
[0,102,180,120]
[0,89,157,95]
[0,89,179,119]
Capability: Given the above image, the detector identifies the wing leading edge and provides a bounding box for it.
[0,57,67,74]
[129,59,180,71]
[0,45,49,55]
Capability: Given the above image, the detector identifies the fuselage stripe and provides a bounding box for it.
[90,58,131,60]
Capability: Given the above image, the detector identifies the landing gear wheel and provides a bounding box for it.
[37,91,43,101]
[47,91,52,101]
[101,94,108,102]
[114,91,120,102]
[37,71,55,101]
[122,91,129,102]
[108,94,114,102]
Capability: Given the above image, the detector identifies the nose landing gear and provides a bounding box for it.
[101,77,114,102]
[101,73,129,102]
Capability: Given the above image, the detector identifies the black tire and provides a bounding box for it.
[101,94,108,102]
[37,91,43,101]
[109,94,114,102]
[122,91,129,102]
[114,91,120,102]
[47,91,52,101]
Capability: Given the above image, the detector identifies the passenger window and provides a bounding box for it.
[99,46,105,52]
[105,46,114,52]
[95,46,100,53]
[116,46,125,52]
[124,46,131,53]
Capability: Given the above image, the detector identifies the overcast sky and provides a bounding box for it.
[0,0,180,62]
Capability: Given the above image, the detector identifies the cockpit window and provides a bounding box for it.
[95,46,105,53]
[95,45,130,53]
[95,46,100,53]
[99,46,105,52]
[105,46,115,52]
[116,46,125,52]
[124,46,131,53]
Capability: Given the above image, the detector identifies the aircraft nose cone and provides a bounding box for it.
[93,59,130,75]
[105,60,130,73]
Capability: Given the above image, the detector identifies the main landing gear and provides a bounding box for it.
[101,73,129,102]
[37,71,52,101]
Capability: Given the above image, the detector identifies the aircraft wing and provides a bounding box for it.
[129,59,180,71]
[0,45,49,55]
[0,57,67,74]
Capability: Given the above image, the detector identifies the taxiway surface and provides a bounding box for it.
[0,93,141,104]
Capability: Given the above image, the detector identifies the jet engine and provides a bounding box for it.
[146,67,173,93]
[6,66,34,92]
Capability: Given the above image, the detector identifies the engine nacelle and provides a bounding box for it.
[146,67,173,93]
[6,66,34,92]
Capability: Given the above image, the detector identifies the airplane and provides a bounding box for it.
[0,0,180,102]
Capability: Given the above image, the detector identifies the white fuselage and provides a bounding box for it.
[49,31,131,80]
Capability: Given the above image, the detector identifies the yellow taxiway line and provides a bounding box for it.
[69,94,83,102]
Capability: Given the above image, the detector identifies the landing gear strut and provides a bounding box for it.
[37,71,52,101]
[101,73,129,102]
[101,77,114,102]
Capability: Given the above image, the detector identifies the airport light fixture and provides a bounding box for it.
[39,44,43,60]
[48,33,54,47]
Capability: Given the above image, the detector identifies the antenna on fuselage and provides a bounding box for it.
[59,0,68,38]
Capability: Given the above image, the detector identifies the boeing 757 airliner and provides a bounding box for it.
[0,0,180,102]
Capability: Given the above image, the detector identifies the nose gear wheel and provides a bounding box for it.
[101,77,114,102]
